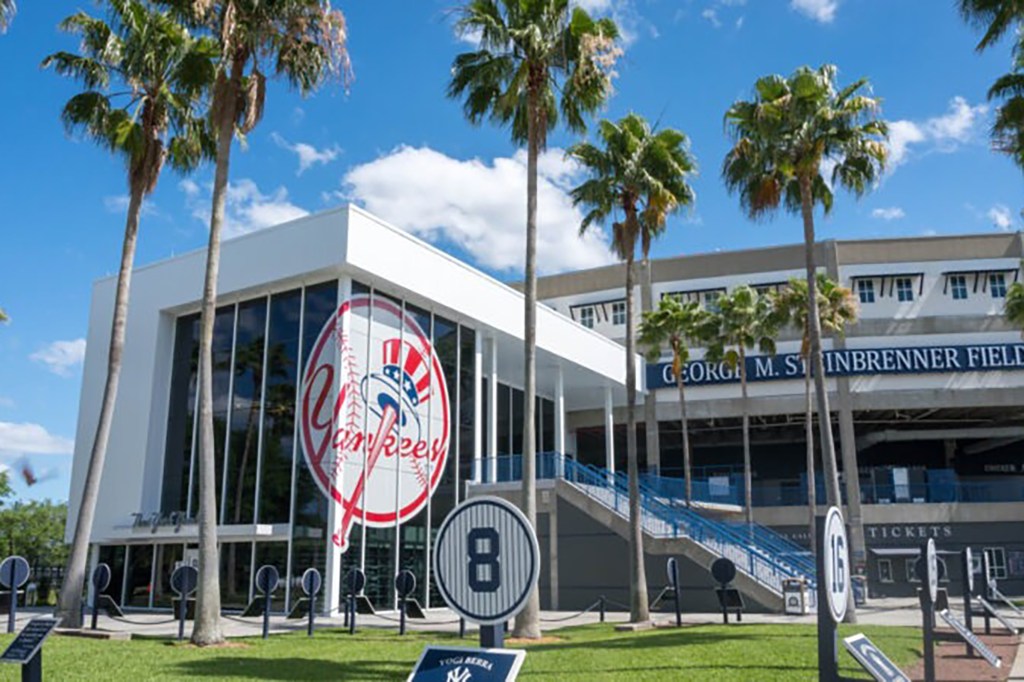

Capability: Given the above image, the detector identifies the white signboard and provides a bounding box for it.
[434,497,540,626]
[925,539,938,603]
[823,506,849,623]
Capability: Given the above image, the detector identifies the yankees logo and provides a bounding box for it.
[300,294,450,552]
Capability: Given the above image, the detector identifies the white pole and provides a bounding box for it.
[554,365,565,478]
[604,386,615,475]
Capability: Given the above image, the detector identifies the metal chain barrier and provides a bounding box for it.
[108,614,178,626]
[539,599,603,623]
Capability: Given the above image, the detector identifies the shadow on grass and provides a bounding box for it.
[524,627,814,653]
[172,657,408,680]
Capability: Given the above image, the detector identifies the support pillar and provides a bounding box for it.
[473,332,484,483]
[324,276,352,615]
[548,504,559,611]
[554,365,566,478]
[487,336,498,483]
[604,386,615,475]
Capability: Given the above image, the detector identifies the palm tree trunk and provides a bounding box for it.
[797,176,841,512]
[191,100,236,647]
[676,357,691,508]
[641,257,660,474]
[625,254,649,623]
[799,175,855,622]
[512,84,541,640]
[740,349,752,526]
[804,356,816,555]
[55,185,144,628]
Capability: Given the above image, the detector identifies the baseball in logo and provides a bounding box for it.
[300,295,450,552]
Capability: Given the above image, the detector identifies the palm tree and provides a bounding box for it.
[569,113,696,623]
[164,0,351,646]
[704,286,777,525]
[959,3,1024,174]
[0,0,14,32]
[722,64,886,566]
[958,1,1023,51]
[43,0,214,628]
[772,275,857,553]
[0,308,7,323]
[638,296,708,507]
[449,0,620,637]
[1006,278,1024,331]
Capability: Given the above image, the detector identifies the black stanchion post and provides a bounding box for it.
[177,596,187,642]
[599,596,606,623]
[670,558,682,628]
[721,584,729,625]
[90,590,99,631]
[815,513,840,682]
[399,597,406,636]
[307,592,315,638]
[480,623,503,649]
[348,593,356,635]
[962,548,975,658]
[262,588,271,640]
[459,617,466,639]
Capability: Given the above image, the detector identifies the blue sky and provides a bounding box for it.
[0,0,1020,503]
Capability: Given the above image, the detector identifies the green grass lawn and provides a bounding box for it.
[0,623,921,681]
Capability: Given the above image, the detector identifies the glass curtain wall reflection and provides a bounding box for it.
[158,278,484,612]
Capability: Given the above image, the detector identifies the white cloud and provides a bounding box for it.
[0,422,74,456]
[271,133,342,175]
[701,8,721,27]
[182,178,309,239]
[887,97,988,168]
[791,0,838,23]
[988,204,1014,231]
[30,339,86,377]
[341,145,615,275]
[871,207,905,221]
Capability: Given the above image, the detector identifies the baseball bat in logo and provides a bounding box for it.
[300,295,450,553]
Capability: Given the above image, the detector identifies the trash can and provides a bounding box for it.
[783,578,809,615]
[851,575,868,607]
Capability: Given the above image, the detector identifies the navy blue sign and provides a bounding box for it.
[408,646,526,682]
[647,342,1024,389]
[842,633,910,682]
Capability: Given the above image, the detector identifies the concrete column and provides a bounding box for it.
[554,364,566,478]
[487,336,498,483]
[473,332,484,483]
[324,276,352,615]
[837,380,866,568]
[604,386,615,474]
[548,504,559,610]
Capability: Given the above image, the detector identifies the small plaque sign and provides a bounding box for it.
[843,633,910,682]
[938,609,1001,668]
[407,646,526,682]
[975,597,1019,635]
[0,617,59,665]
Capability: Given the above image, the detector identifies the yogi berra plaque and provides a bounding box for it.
[300,294,450,552]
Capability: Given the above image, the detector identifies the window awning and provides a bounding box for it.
[870,547,959,557]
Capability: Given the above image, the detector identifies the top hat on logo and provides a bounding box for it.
[361,339,430,435]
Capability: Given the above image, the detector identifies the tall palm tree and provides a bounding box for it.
[704,286,777,525]
[638,296,708,507]
[164,0,351,646]
[569,113,696,623]
[771,275,857,554]
[449,0,620,637]
[43,0,215,628]
[958,0,1023,51]
[0,0,14,32]
[1006,277,1024,331]
[722,64,887,567]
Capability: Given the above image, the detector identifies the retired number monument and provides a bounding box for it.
[412,496,539,682]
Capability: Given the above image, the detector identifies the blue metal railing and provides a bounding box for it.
[480,454,815,593]
[646,469,1024,507]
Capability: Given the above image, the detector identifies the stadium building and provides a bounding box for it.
[68,204,1024,616]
